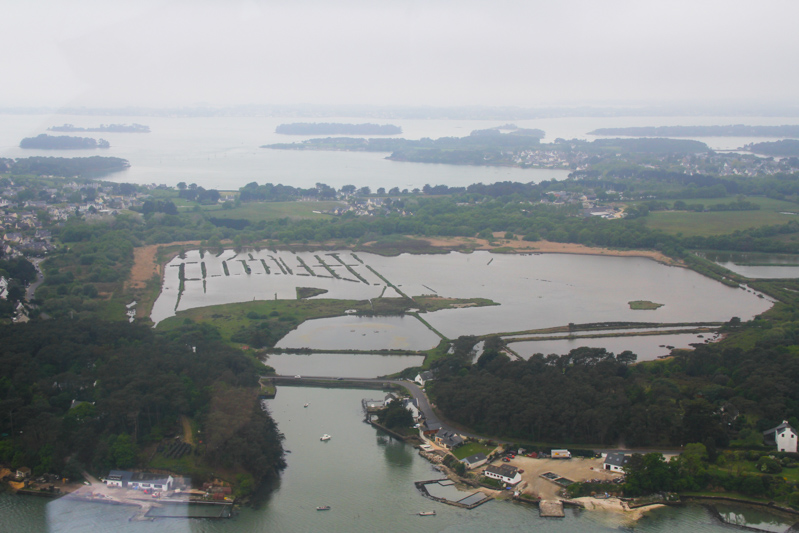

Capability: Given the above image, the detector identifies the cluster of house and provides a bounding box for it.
[1,179,146,258]
[105,470,174,492]
[512,149,590,170]
[677,152,799,178]
[328,196,412,218]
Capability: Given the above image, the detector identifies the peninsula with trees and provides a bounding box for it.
[264,129,704,167]
[0,156,130,177]
[588,124,799,137]
[49,123,150,133]
[275,122,402,135]
[20,134,110,150]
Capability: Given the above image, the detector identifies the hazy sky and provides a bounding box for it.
[2,0,797,108]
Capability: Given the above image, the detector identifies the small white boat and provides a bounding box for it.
[320,434,331,441]
[304,403,309,408]
[418,511,436,516]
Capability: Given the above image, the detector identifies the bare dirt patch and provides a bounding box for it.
[422,235,682,266]
[500,457,620,500]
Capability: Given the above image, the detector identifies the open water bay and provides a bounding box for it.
[2,387,793,532]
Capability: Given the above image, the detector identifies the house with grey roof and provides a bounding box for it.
[434,429,464,450]
[460,453,488,470]
[603,452,630,473]
[763,420,798,453]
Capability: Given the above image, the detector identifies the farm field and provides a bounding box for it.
[644,197,799,237]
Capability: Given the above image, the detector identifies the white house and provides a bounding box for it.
[603,452,630,473]
[415,371,434,387]
[484,464,521,486]
[763,421,798,453]
[402,398,421,422]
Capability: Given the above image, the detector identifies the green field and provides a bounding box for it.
[644,197,799,237]
[451,441,495,460]
[201,201,345,222]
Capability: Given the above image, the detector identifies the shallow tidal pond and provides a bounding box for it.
[152,250,773,355]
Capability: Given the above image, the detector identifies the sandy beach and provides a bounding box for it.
[572,496,665,520]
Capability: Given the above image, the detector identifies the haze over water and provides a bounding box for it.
[3,113,799,191]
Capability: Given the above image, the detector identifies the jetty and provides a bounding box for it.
[539,500,565,517]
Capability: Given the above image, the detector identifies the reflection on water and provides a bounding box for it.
[511,332,718,362]
[276,315,440,351]
[265,352,425,378]
[699,251,799,279]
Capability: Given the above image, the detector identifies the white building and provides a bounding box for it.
[106,470,173,491]
[763,421,798,453]
[603,452,630,473]
[484,464,521,485]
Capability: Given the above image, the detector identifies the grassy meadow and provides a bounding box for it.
[644,197,799,237]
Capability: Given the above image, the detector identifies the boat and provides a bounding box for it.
[304,403,309,408]
[418,511,436,516]
[316,505,331,511]
[320,434,331,441]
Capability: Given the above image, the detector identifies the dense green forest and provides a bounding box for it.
[0,319,284,488]
[429,332,799,447]
[275,122,402,135]
[20,134,110,150]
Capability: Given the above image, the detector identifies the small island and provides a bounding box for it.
[628,300,664,310]
[49,123,150,133]
[275,123,402,135]
[20,134,110,150]
[588,125,799,137]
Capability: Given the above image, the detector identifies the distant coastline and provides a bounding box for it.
[20,134,110,149]
[49,123,150,133]
[276,122,402,135]
[588,125,799,137]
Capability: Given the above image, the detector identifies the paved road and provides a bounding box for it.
[25,258,44,301]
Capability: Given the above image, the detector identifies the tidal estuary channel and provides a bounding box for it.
[3,387,798,532]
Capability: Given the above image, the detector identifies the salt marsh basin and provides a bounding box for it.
[152,249,772,351]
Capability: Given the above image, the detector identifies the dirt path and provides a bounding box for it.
[127,241,204,291]
[181,415,195,446]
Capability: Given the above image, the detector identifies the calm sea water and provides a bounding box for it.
[2,113,798,190]
[699,251,799,279]
[2,387,795,533]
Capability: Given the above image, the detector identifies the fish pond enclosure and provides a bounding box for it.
[152,249,773,359]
